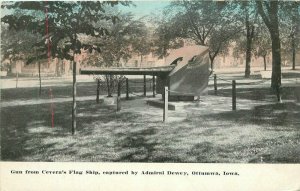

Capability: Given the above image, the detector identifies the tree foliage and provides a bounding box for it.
[1,1,131,62]
[81,12,150,96]
[278,1,300,69]
[154,1,242,69]
[1,24,40,60]
[1,24,43,73]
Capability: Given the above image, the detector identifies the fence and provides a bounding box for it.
[93,73,300,122]
[210,73,300,111]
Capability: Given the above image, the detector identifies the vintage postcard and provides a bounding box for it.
[1,0,300,190]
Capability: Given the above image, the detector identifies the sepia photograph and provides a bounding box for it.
[0,0,300,189]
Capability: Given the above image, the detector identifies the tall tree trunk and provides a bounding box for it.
[245,11,255,78]
[38,61,42,96]
[245,21,251,77]
[61,59,65,75]
[210,58,214,71]
[35,48,42,95]
[270,31,281,88]
[256,1,282,102]
[270,31,282,102]
[245,43,251,78]
[209,53,216,71]
[9,58,12,75]
[15,58,18,88]
[55,58,59,76]
[16,72,18,88]
[263,55,267,71]
[72,60,77,135]
[292,38,296,70]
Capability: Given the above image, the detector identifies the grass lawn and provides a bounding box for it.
[1,77,300,163]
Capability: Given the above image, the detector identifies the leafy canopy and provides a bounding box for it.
[1,1,131,62]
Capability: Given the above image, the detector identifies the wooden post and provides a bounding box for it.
[144,75,146,96]
[126,78,129,100]
[152,75,156,97]
[214,74,217,95]
[163,86,168,122]
[96,79,100,103]
[232,80,236,111]
[116,80,122,111]
[16,72,19,88]
[72,61,77,135]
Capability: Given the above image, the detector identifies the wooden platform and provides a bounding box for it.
[146,100,176,110]
[80,66,174,76]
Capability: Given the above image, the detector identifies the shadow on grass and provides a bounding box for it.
[1,101,71,161]
[1,97,162,161]
[208,86,300,102]
[1,91,299,162]
[185,102,300,163]
[248,138,300,163]
[0,99,121,161]
[112,127,158,162]
[202,102,300,129]
[1,82,97,101]
[1,80,156,102]
[188,142,216,162]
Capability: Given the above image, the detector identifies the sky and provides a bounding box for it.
[119,1,171,18]
[0,1,171,18]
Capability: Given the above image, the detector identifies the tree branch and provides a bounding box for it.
[256,1,271,29]
[182,0,205,45]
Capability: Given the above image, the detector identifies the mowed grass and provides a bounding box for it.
[1,80,300,163]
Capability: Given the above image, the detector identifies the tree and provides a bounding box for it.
[1,24,44,92]
[256,1,282,102]
[152,18,184,58]
[1,25,38,73]
[131,25,152,66]
[253,23,272,71]
[279,1,300,70]
[82,12,150,97]
[99,13,148,67]
[2,1,130,134]
[236,1,259,78]
[154,1,242,70]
